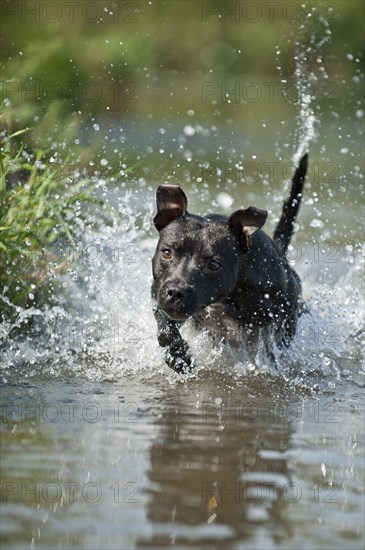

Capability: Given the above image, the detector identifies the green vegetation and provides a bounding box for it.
[0,125,102,318]
[1,1,363,139]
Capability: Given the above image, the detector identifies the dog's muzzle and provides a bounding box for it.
[158,283,198,320]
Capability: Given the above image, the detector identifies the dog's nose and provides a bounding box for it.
[166,285,185,302]
[160,283,197,319]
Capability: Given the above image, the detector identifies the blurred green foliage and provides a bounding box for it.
[1,0,363,134]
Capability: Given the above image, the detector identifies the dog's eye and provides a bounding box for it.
[208,259,222,271]
[161,248,173,260]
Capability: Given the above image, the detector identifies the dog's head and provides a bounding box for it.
[152,184,267,321]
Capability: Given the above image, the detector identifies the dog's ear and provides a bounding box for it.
[154,184,188,231]
[229,207,268,250]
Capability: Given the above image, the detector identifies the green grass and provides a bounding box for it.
[0,124,102,319]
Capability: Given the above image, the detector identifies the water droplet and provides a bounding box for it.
[310,219,324,228]
[216,192,233,209]
[183,125,195,136]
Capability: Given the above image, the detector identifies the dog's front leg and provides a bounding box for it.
[153,307,193,374]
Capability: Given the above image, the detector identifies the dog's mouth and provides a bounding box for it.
[158,300,198,320]
[158,291,199,321]
[161,307,192,321]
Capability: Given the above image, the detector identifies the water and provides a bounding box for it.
[1,377,364,548]
[1,10,364,550]
[1,166,364,548]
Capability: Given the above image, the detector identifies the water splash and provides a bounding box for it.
[278,4,334,164]
[294,93,316,164]
[1,178,363,390]
[1,8,363,390]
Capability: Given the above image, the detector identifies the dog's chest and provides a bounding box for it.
[193,303,246,346]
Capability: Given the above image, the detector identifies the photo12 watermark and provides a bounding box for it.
[200,159,340,184]
[1,1,140,24]
[200,398,348,425]
[0,79,139,107]
[1,399,141,424]
[201,80,339,105]
[1,480,139,504]
[201,2,340,24]
[22,237,140,266]
[202,480,340,504]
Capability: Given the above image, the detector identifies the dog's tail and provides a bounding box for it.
[273,153,308,256]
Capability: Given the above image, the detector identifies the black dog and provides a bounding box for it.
[152,154,308,373]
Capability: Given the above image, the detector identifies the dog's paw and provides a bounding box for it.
[166,353,194,374]
[173,356,195,375]
[165,341,195,374]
